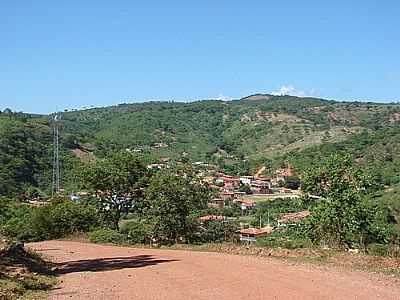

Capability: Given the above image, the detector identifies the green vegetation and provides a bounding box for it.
[120,219,152,244]
[195,220,239,244]
[302,155,387,249]
[0,242,56,300]
[89,228,127,244]
[251,197,309,227]
[0,113,51,197]
[282,127,400,186]
[82,151,147,230]
[56,96,400,177]
[143,169,212,244]
[0,198,99,242]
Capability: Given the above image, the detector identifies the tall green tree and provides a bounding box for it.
[82,151,147,230]
[144,170,211,244]
[302,154,384,248]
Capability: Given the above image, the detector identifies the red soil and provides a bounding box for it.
[29,241,400,300]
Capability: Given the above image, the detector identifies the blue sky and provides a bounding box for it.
[1,1,399,113]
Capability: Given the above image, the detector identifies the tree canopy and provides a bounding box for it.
[82,151,147,229]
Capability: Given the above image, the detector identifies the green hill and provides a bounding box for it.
[1,95,400,196]
[60,96,400,173]
[60,95,400,159]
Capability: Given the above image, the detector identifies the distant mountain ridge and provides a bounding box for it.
[240,94,273,101]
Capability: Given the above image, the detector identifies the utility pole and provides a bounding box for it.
[52,114,61,196]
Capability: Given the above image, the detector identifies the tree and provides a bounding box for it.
[144,170,211,244]
[198,220,239,243]
[283,176,301,190]
[302,154,384,249]
[82,152,147,230]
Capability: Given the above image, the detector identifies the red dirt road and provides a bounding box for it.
[29,241,400,300]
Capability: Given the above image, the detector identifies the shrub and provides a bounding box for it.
[2,215,35,242]
[42,200,99,238]
[282,238,313,249]
[367,243,388,256]
[194,220,238,244]
[2,200,99,242]
[256,228,313,249]
[89,228,126,244]
[120,220,151,244]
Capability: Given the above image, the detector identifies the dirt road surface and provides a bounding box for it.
[29,241,400,300]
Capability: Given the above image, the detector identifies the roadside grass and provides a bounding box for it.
[0,241,57,300]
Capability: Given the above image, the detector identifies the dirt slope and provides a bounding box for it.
[28,241,400,300]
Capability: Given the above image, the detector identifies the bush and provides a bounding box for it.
[2,200,99,242]
[120,220,151,244]
[256,228,313,249]
[367,243,388,256]
[282,238,313,249]
[194,220,238,244]
[283,176,301,190]
[41,200,99,239]
[2,215,35,242]
[89,229,126,244]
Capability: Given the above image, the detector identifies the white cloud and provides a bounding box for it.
[216,94,232,101]
[271,85,316,97]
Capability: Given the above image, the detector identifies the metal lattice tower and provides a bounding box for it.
[52,114,61,196]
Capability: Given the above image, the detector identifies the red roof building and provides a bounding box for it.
[239,226,274,242]
[278,210,311,227]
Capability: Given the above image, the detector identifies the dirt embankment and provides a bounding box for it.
[0,242,56,299]
[28,240,400,300]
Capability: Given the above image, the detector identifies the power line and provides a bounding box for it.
[52,114,61,196]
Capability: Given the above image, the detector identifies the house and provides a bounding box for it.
[234,199,255,212]
[216,173,241,190]
[147,163,167,170]
[221,191,235,201]
[277,210,311,227]
[239,176,253,185]
[199,215,226,222]
[250,179,272,194]
[239,225,274,243]
[234,191,246,197]
[208,198,225,208]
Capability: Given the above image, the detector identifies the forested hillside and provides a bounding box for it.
[0,112,52,196]
[1,94,400,196]
[59,94,400,176]
[0,112,79,197]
